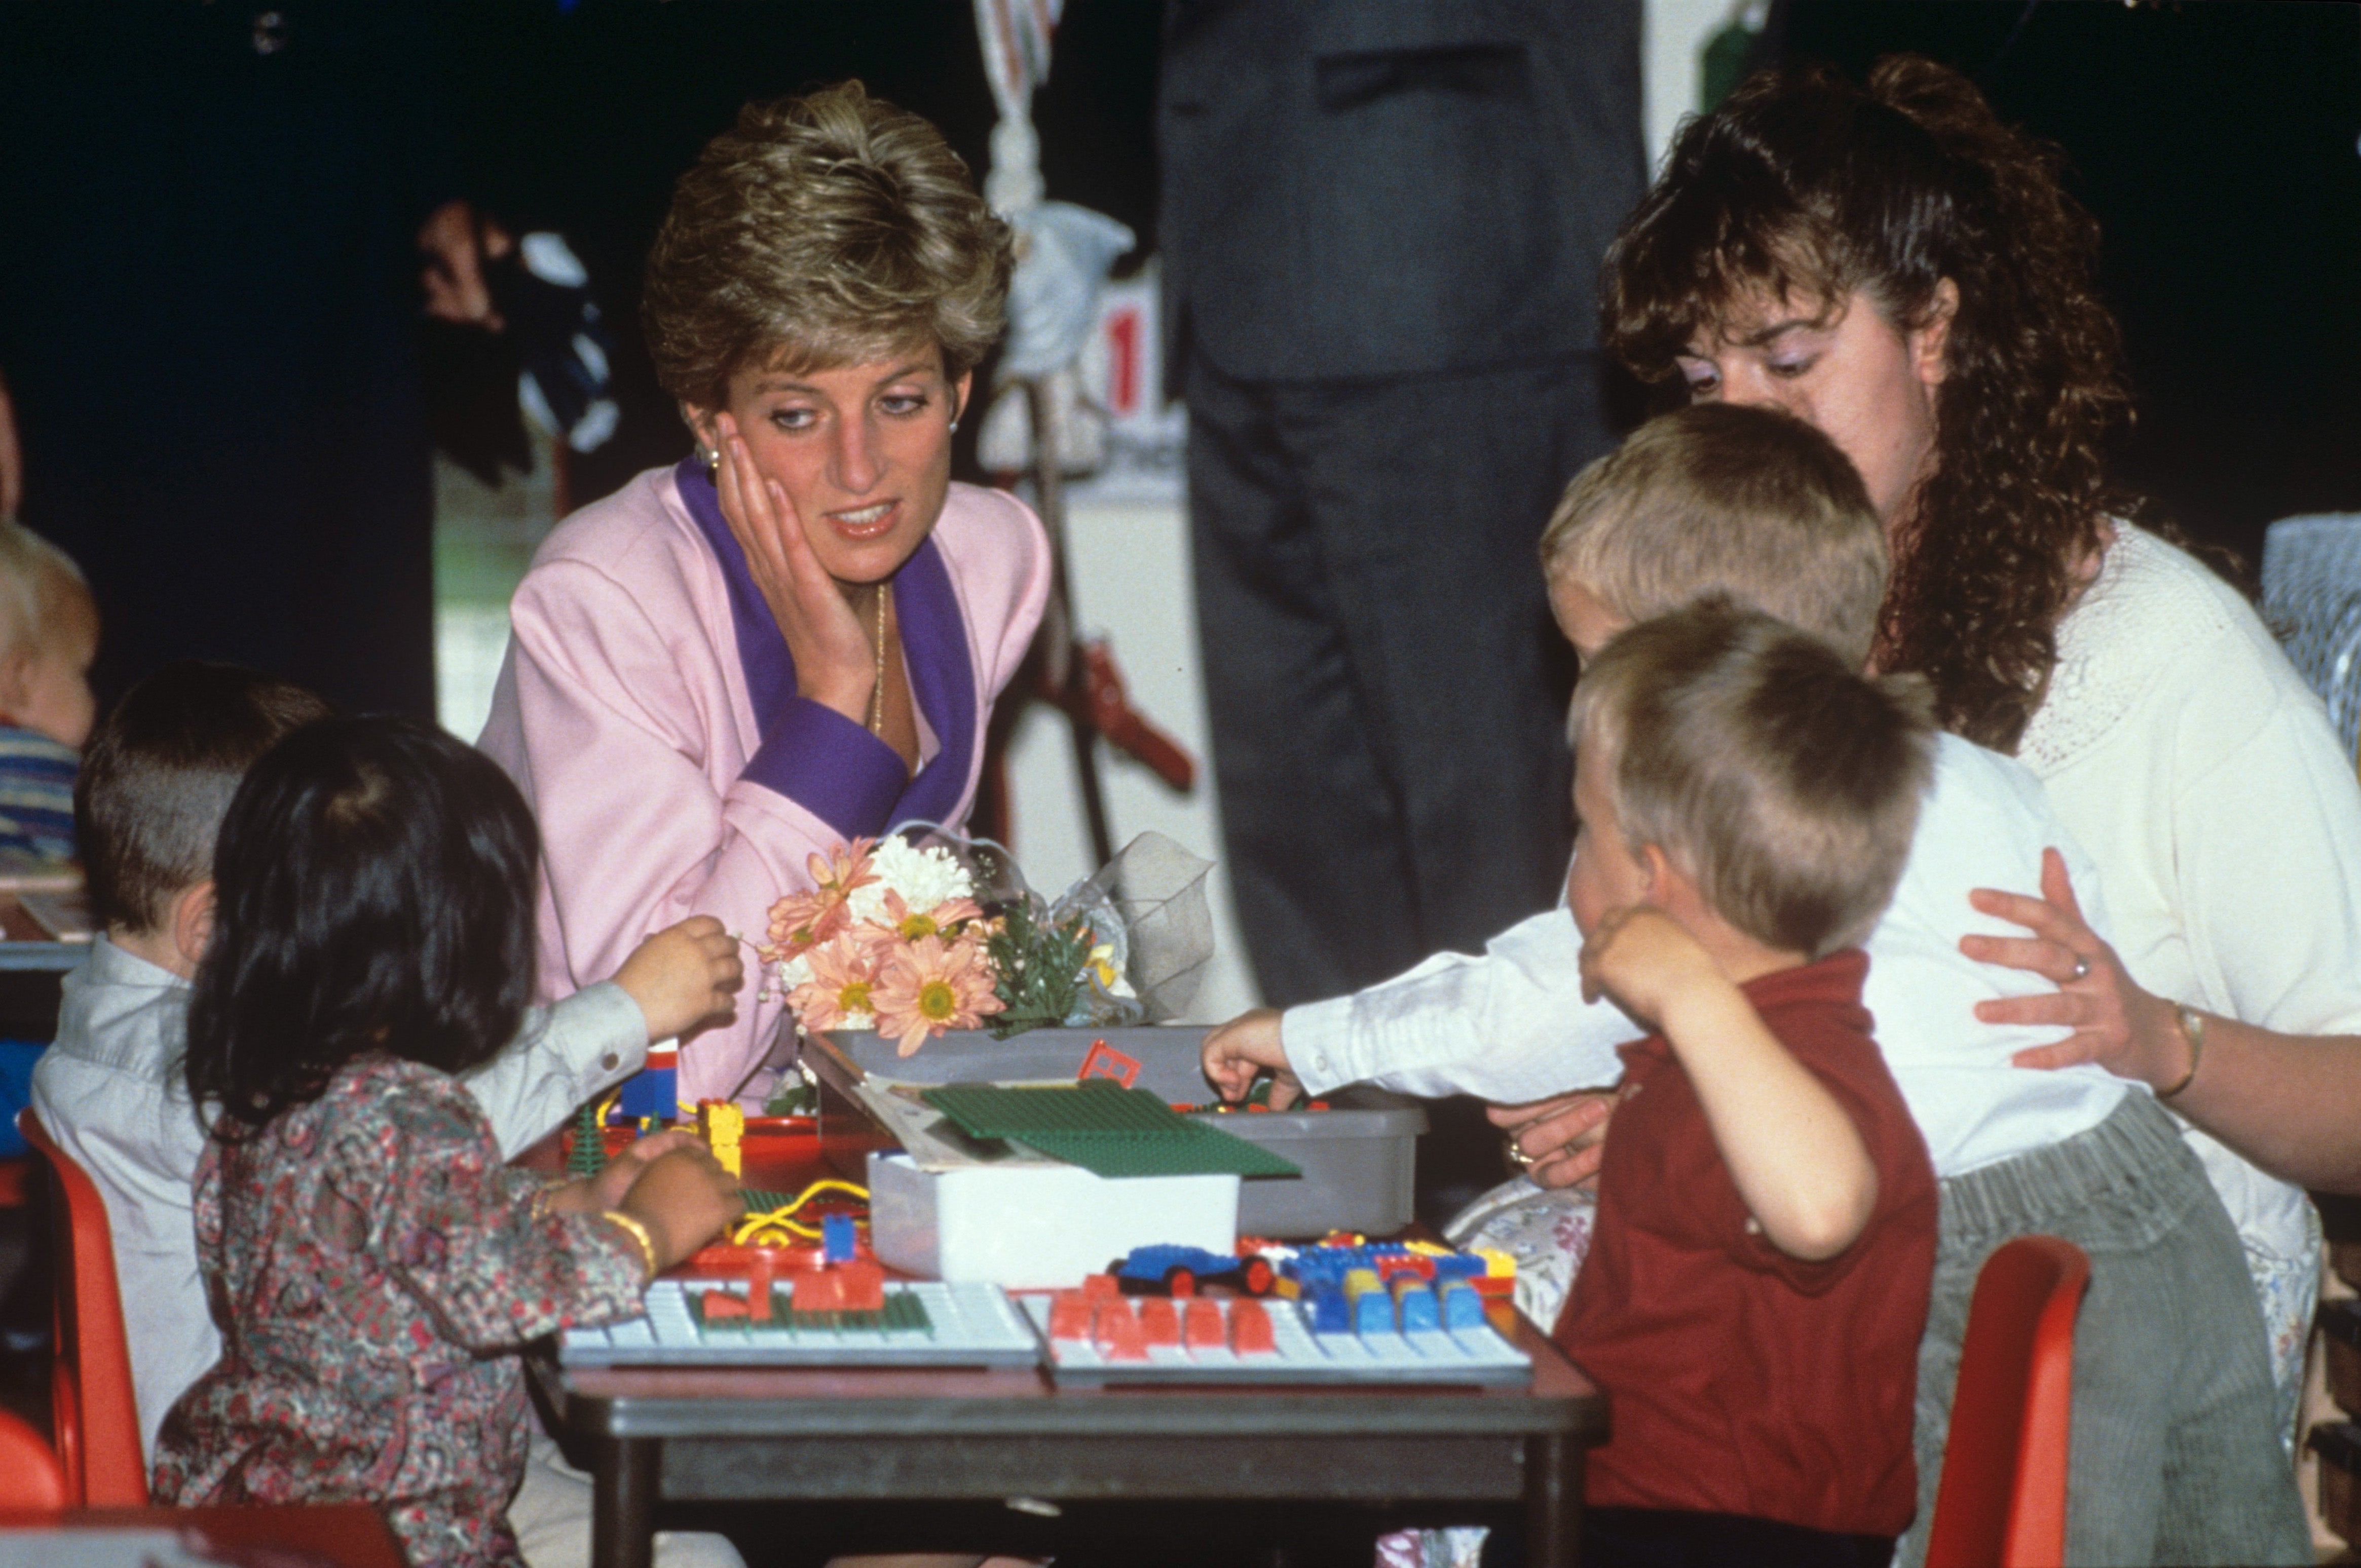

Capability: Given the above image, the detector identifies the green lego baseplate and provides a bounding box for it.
[696,1288,934,1336]
[919,1079,1302,1180]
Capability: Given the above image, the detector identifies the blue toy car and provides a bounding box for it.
[1108,1244,1277,1297]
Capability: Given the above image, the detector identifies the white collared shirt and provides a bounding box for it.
[1283,732,2132,1180]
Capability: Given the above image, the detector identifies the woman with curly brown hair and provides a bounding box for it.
[1587,55,2357,1562]
[479,83,1050,1110]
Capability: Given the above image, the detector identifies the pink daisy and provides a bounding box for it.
[874,890,990,947]
[788,936,882,1032]
[759,888,850,964]
[871,934,1005,1056]
[806,837,880,898]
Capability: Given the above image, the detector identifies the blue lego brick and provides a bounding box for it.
[617,1065,678,1120]
[1309,1285,1351,1335]
[1353,1286,1394,1335]
[1439,1279,1485,1331]
[822,1212,858,1264]
[1395,1280,1439,1333]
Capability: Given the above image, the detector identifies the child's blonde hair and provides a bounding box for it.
[1571,599,1934,958]
[1539,403,1888,665]
[0,518,88,660]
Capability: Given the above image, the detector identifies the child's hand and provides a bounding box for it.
[1579,906,1725,1025]
[614,916,744,1043]
[535,1128,705,1220]
[1201,1008,1302,1107]
[618,1143,744,1273]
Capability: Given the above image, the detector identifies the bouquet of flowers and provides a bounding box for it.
[760,835,1003,1056]
[760,829,1214,1056]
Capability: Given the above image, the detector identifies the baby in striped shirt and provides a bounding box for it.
[0,518,95,862]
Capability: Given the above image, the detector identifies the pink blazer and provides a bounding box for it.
[478,464,1051,1101]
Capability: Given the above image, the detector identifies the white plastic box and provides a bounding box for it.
[866,1150,1238,1290]
[828,1026,1426,1239]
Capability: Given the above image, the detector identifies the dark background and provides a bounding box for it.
[1762,0,2361,579]
[452,0,2359,574]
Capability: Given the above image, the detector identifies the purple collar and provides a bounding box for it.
[675,458,976,836]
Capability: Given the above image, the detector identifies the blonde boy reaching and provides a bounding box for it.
[1204,404,2307,1564]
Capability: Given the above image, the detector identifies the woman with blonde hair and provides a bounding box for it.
[481,83,1050,1106]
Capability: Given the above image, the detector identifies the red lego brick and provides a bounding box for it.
[1047,1291,1095,1341]
[747,1249,776,1323]
[1094,1298,1150,1361]
[1080,1273,1122,1299]
[699,1290,749,1322]
[1183,1298,1226,1349]
[1229,1297,1276,1355]
[1139,1296,1181,1345]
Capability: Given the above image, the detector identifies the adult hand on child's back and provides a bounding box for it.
[1488,1092,1614,1192]
[620,1143,744,1273]
[1201,1008,1302,1107]
[1963,846,2184,1087]
[615,916,744,1042]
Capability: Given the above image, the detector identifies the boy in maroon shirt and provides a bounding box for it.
[1555,600,1940,1566]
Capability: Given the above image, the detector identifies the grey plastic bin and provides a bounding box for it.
[819,1025,1426,1239]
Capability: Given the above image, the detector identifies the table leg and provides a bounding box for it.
[1524,1432,1583,1568]
[591,1436,659,1568]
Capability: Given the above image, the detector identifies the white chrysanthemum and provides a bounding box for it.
[847,837,975,924]
[776,953,814,990]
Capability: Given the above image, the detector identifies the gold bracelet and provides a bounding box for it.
[601,1210,660,1279]
[2159,1005,2207,1099]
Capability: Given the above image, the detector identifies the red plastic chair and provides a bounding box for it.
[17,1106,148,1505]
[1926,1235,2091,1568]
[0,1406,69,1511]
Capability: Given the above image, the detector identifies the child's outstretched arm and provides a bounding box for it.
[1583,908,1878,1262]
[460,916,742,1160]
[1201,1009,1302,1106]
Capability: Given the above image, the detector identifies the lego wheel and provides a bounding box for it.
[1241,1256,1275,1296]
[1164,1266,1198,1297]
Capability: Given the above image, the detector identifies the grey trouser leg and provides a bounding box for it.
[1183,353,1614,1007]
[1895,1093,2309,1567]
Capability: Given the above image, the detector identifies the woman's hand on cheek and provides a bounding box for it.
[714,413,877,722]
[1962,846,2184,1086]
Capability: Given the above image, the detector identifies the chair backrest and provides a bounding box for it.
[16,1106,148,1506]
[1926,1235,2091,1568]
[0,1406,68,1511]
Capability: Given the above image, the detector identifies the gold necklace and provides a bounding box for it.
[868,583,891,736]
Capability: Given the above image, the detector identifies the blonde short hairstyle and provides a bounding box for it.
[1571,600,1933,958]
[1539,404,1888,666]
[643,81,1014,409]
[0,519,87,661]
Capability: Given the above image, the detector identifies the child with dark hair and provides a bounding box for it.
[149,715,743,1565]
[30,665,746,1568]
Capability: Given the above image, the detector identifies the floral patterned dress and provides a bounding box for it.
[152,1055,648,1567]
